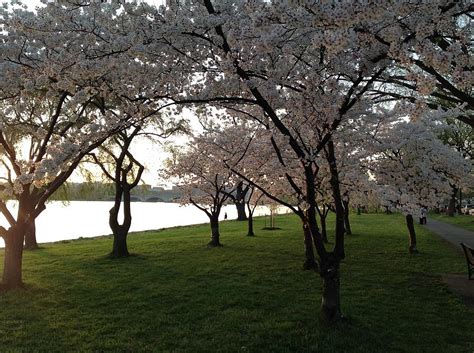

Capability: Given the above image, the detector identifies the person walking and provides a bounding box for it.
[420,207,427,225]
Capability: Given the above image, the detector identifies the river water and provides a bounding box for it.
[0,201,280,248]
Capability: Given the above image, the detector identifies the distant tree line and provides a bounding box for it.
[0,182,182,203]
[52,183,183,202]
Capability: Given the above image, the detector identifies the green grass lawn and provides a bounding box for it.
[0,213,473,352]
[429,213,474,232]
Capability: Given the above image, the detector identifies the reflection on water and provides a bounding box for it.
[0,201,286,248]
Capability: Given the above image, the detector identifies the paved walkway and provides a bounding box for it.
[424,218,474,249]
[423,219,474,307]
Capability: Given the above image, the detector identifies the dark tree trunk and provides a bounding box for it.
[303,223,318,270]
[1,227,25,290]
[320,254,342,323]
[208,214,222,247]
[247,204,254,236]
[234,183,248,221]
[23,220,38,251]
[317,139,346,323]
[20,194,39,251]
[109,185,132,258]
[320,214,328,243]
[307,214,344,323]
[235,202,247,221]
[110,229,129,258]
[316,204,329,243]
[342,199,352,235]
[457,189,462,214]
[406,214,418,253]
[447,186,457,217]
[2,191,46,290]
[97,126,143,258]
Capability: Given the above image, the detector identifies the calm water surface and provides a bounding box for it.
[0,201,279,248]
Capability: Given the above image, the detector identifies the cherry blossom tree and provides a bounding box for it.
[370,118,472,253]
[84,111,186,258]
[363,1,473,126]
[87,126,144,258]
[150,0,390,322]
[0,1,176,289]
[0,80,139,289]
[438,119,473,215]
[195,121,296,242]
[32,0,468,323]
[164,136,237,247]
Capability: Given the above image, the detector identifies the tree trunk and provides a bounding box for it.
[1,227,25,290]
[101,127,144,258]
[247,209,254,236]
[19,193,39,251]
[234,183,248,221]
[320,214,328,243]
[208,215,222,247]
[457,188,462,215]
[406,214,418,253]
[318,139,346,323]
[320,254,343,324]
[235,201,247,221]
[326,140,345,260]
[23,220,39,251]
[303,223,318,270]
[110,228,129,258]
[109,185,132,258]
[447,186,457,217]
[342,199,352,235]
[316,204,329,243]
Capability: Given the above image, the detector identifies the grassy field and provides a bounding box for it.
[0,213,473,352]
[429,213,474,232]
